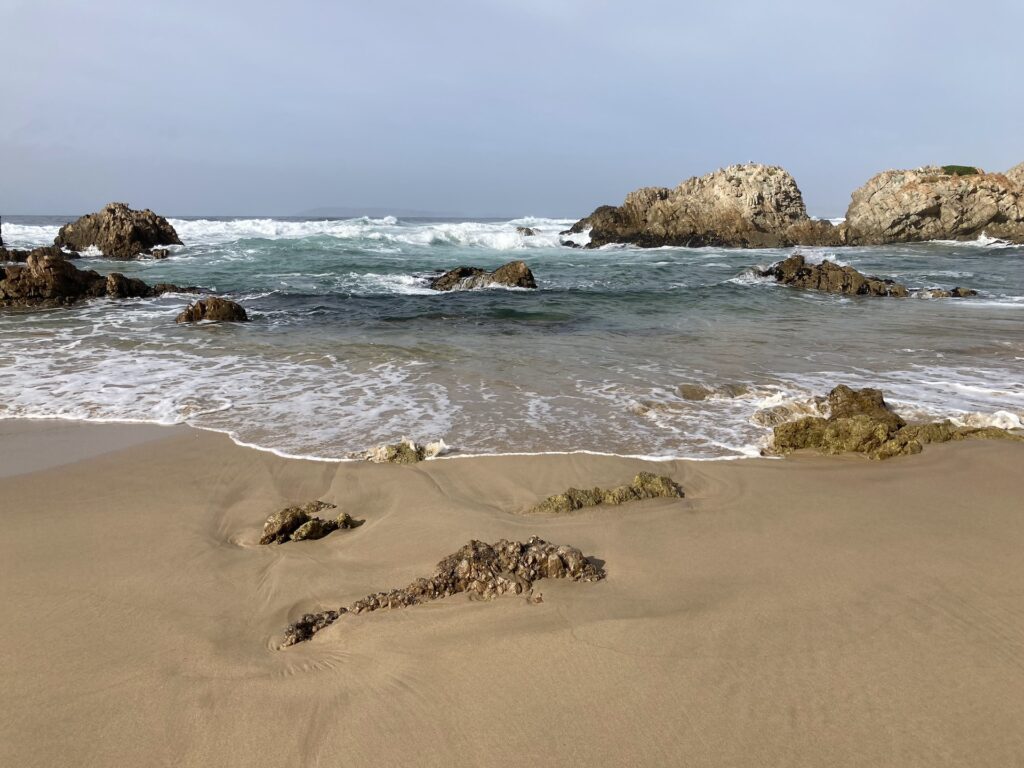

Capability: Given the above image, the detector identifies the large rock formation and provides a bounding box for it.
[429,260,537,291]
[281,536,605,646]
[258,501,361,545]
[175,297,249,323]
[770,385,1023,460]
[759,254,909,297]
[566,163,840,248]
[1,250,186,308]
[54,202,182,259]
[841,164,1024,244]
[529,472,684,514]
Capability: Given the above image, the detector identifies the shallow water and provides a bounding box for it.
[2,215,1023,459]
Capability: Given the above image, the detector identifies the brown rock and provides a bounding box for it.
[54,202,182,259]
[429,260,537,291]
[1,244,80,263]
[566,163,842,249]
[759,254,909,297]
[922,287,978,299]
[259,501,361,545]
[842,164,1024,244]
[280,536,605,646]
[529,471,684,514]
[175,297,248,323]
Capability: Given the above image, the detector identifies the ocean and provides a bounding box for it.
[2,215,1022,460]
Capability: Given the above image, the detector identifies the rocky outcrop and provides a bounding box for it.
[1,244,80,263]
[1,250,186,308]
[429,260,537,291]
[841,164,1024,244]
[259,501,361,545]
[354,438,448,464]
[281,536,605,646]
[529,472,684,514]
[54,202,182,259]
[516,226,537,236]
[759,254,909,297]
[175,297,248,323]
[566,163,841,248]
[770,385,1023,460]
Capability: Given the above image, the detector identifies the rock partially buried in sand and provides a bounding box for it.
[175,297,248,323]
[759,254,909,297]
[770,384,1024,460]
[259,501,362,545]
[54,202,183,259]
[280,536,605,646]
[528,472,684,514]
[429,260,537,291]
[565,163,841,249]
[357,438,448,464]
[1,250,188,308]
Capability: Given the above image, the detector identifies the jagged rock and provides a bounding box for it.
[770,384,1023,460]
[258,501,361,545]
[841,164,1024,244]
[357,438,448,464]
[1,244,80,263]
[175,297,248,323]
[54,202,182,259]
[566,163,841,249]
[1,250,184,308]
[759,254,909,297]
[429,260,537,291]
[529,471,684,514]
[516,226,538,236]
[280,536,605,646]
[922,287,978,299]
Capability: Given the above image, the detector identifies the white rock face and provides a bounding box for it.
[842,165,1024,244]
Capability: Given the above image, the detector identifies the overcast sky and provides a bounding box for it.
[2,0,1022,217]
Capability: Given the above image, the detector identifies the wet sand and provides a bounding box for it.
[2,420,1023,767]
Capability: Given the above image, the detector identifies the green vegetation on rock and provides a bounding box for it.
[940,165,980,176]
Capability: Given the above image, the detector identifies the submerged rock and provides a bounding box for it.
[258,501,361,545]
[357,438,448,464]
[759,254,909,297]
[280,536,605,646]
[1,250,185,308]
[566,163,841,249]
[175,297,248,323]
[429,260,537,291]
[54,202,182,259]
[841,164,1024,244]
[529,471,684,514]
[770,384,1023,460]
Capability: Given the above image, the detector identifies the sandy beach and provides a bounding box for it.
[2,419,1023,766]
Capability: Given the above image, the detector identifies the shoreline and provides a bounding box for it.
[3,419,1023,765]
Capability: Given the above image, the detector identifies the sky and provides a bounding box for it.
[1,0,1022,218]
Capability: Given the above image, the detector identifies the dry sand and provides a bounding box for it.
[1,420,1023,767]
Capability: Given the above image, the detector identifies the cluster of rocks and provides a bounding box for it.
[175,297,249,323]
[429,260,536,291]
[759,254,979,299]
[258,501,362,545]
[1,243,79,263]
[281,536,605,646]
[1,248,189,308]
[54,202,182,259]
[769,385,1022,460]
[354,438,448,464]
[529,471,684,514]
[566,161,1024,248]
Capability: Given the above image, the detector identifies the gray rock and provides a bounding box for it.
[175,297,248,323]
[429,260,537,291]
[54,202,183,259]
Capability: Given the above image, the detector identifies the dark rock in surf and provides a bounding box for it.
[54,202,182,259]
[770,384,1023,460]
[0,250,185,308]
[922,286,978,299]
[429,260,537,291]
[516,226,538,236]
[1,244,80,263]
[175,297,249,323]
[759,254,909,297]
